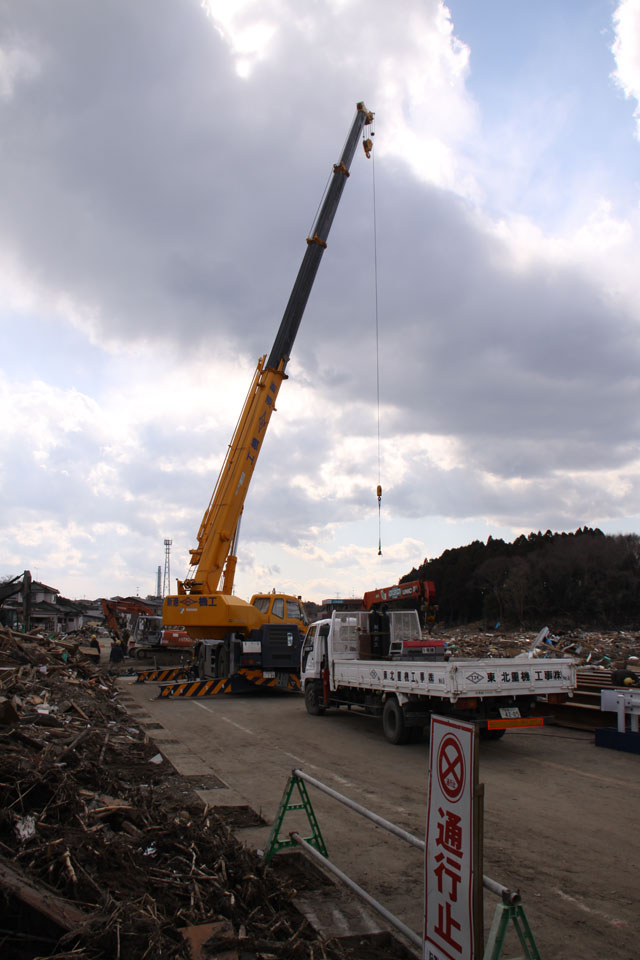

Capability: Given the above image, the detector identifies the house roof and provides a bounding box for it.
[56,598,86,614]
[31,580,60,595]
[30,600,62,615]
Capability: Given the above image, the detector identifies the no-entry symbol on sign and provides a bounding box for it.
[437,733,466,802]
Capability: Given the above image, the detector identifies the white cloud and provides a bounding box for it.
[203,0,477,192]
[1,0,640,604]
[0,39,40,101]
[612,0,640,138]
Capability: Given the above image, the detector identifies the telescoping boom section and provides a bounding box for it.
[163,103,374,641]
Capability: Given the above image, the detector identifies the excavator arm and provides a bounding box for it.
[179,102,374,597]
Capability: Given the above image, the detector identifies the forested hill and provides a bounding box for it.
[403,527,640,628]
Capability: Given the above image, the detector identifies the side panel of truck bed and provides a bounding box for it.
[331,657,575,699]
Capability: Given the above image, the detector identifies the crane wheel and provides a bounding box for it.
[382,697,410,745]
[216,645,230,678]
[304,681,326,716]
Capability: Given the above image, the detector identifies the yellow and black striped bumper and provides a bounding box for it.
[155,669,301,699]
[134,667,190,684]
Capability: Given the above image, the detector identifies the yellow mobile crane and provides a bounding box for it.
[162,103,374,692]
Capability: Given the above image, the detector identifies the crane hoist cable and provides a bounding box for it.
[370,123,382,556]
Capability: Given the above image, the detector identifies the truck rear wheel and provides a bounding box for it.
[304,681,325,716]
[480,727,506,741]
[382,697,410,745]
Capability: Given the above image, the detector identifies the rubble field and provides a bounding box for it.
[0,627,409,960]
[2,621,637,958]
[435,622,640,668]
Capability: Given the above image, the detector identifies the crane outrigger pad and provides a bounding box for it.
[134,667,190,684]
[155,668,301,699]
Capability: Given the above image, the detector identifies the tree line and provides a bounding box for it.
[403,527,640,628]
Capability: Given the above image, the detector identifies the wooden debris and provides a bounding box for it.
[438,624,640,667]
[0,855,88,930]
[179,919,238,960]
[0,695,19,726]
[0,625,375,960]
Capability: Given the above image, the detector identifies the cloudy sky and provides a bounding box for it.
[2,0,640,604]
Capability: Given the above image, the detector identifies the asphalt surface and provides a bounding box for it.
[118,675,640,959]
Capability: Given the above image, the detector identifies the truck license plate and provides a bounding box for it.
[263,671,276,678]
[499,707,521,719]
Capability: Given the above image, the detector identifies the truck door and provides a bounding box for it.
[301,625,319,677]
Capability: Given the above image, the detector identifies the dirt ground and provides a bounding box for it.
[120,672,640,960]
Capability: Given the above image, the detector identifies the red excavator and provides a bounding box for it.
[101,598,191,659]
[101,597,157,641]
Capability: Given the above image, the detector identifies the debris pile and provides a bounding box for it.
[437,624,640,668]
[0,628,388,959]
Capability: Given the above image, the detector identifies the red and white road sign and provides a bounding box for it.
[424,716,477,960]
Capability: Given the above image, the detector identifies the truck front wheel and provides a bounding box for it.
[304,681,326,716]
[382,697,410,745]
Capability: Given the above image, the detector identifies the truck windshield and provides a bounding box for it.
[286,600,306,623]
[302,628,316,652]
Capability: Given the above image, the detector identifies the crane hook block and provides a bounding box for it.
[377,484,382,501]
[363,138,373,159]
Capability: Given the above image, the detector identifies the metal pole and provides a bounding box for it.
[290,832,422,952]
[293,767,423,849]
[293,770,424,850]
[292,768,520,906]
[483,875,520,906]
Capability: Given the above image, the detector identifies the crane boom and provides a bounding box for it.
[178,102,374,597]
[267,101,374,373]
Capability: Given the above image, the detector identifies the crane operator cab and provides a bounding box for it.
[250,593,308,632]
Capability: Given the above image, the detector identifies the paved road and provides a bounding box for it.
[119,679,640,959]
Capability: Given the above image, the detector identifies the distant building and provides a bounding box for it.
[317,597,362,619]
[0,573,99,634]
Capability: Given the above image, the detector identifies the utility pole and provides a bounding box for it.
[22,570,32,632]
[162,539,172,598]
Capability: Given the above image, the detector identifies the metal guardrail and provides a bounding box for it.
[265,767,534,957]
[291,830,423,950]
[292,768,521,906]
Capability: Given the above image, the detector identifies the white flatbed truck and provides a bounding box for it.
[300,610,576,743]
